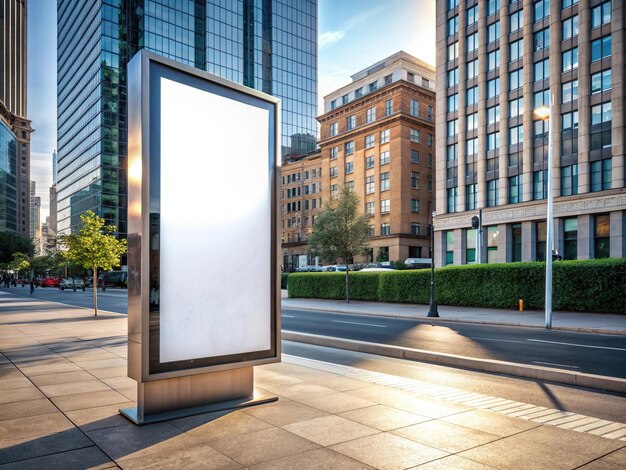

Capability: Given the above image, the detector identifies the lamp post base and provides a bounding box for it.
[427,301,439,318]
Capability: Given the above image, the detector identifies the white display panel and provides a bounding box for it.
[159,77,272,363]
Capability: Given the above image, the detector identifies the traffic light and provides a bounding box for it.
[471,215,480,229]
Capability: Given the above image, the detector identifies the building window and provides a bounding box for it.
[366,175,375,194]
[330,147,338,159]
[487,132,500,151]
[447,187,458,213]
[509,98,523,118]
[466,137,478,155]
[487,0,500,15]
[445,231,455,265]
[563,0,578,7]
[369,81,378,92]
[381,199,390,213]
[346,115,356,130]
[561,164,578,196]
[427,175,433,191]
[380,129,390,144]
[509,126,524,146]
[345,162,354,174]
[509,175,522,203]
[384,74,392,86]
[563,218,577,260]
[509,39,523,62]
[466,184,477,210]
[591,102,612,150]
[380,151,390,165]
[533,28,549,51]
[428,154,433,168]
[411,199,420,213]
[329,122,338,137]
[365,201,375,215]
[448,43,459,62]
[488,51,500,71]
[562,48,578,72]
[411,171,420,189]
[410,129,420,143]
[342,94,349,105]
[487,226,499,263]
[487,21,500,44]
[591,69,612,94]
[536,221,547,261]
[410,99,419,116]
[427,106,434,121]
[365,134,375,149]
[562,15,578,40]
[467,33,478,52]
[448,68,459,86]
[591,36,611,62]
[467,113,478,131]
[411,150,420,163]
[534,0,549,21]
[355,87,363,99]
[447,144,457,161]
[447,93,458,112]
[487,105,500,125]
[533,59,549,81]
[467,60,478,80]
[509,69,523,91]
[330,167,338,177]
[533,170,547,200]
[511,223,522,262]
[510,10,524,32]
[385,99,393,116]
[487,180,498,207]
[381,223,391,235]
[345,141,355,155]
[330,100,337,110]
[562,110,579,156]
[330,184,338,197]
[562,80,578,103]
[365,156,375,169]
[368,225,375,236]
[594,214,610,258]
[591,1,611,28]
[466,229,477,263]
[487,78,500,99]
[590,159,612,192]
[411,223,421,236]
[448,15,459,36]
[467,4,478,24]
[380,172,390,191]
[466,86,478,105]
[366,107,376,123]
[534,89,549,108]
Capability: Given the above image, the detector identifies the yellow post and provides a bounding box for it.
[519,299,524,312]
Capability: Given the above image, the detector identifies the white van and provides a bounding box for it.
[404,258,431,269]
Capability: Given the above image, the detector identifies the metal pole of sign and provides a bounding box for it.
[478,208,483,264]
[428,211,439,317]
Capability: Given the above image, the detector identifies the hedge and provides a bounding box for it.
[287,259,626,314]
[281,273,289,289]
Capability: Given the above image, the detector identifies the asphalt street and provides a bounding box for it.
[2,286,625,379]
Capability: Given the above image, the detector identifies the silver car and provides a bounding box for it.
[59,278,85,291]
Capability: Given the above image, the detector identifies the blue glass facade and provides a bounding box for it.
[0,118,17,232]
[57,0,318,235]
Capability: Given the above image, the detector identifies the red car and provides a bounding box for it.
[40,276,62,288]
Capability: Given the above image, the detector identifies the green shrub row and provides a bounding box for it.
[286,259,626,314]
[281,273,289,289]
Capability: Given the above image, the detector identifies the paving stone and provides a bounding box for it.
[248,447,374,470]
[283,415,379,447]
[442,409,540,437]
[0,413,73,441]
[413,454,498,469]
[0,386,43,405]
[0,399,57,421]
[29,370,95,387]
[64,402,135,431]
[242,399,328,426]
[0,444,112,470]
[86,366,127,379]
[577,447,626,469]
[39,379,111,398]
[171,410,273,442]
[296,391,376,414]
[51,389,130,412]
[119,441,242,470]
[0,428,93,464]
[340,405,430,431]
[18,362,81,377]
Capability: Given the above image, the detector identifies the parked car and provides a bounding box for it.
[59,278,85,291]
[323,265,347,272]
[404,258,432,269]
[97,271,128,288]
[360,267,396,272]
[40,276,62,288]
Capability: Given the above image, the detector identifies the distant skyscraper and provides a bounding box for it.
[0,0,31,235]
[52,149,57,185]
[29,180,40,240]
[57,0,318,236]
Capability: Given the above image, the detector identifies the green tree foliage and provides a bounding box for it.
[63,211,127,316]
[307,186,370,302]
[0,231,34,263]
[10,252,30,278]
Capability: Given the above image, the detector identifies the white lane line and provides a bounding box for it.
[533,361,580,369]
[281,315,295,318]
[468,337,526,344]
[527,339,626,351]
[331,320,386,328]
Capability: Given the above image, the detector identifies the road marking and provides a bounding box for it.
[331,320,386,328]
[283,354,626,441]
[527,339,626,351]
[468,337,526,344]
[281,315,295,318]
[533,361,580,369]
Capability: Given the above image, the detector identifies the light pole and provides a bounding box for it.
[534,95,554,329]
[428,210,439,317]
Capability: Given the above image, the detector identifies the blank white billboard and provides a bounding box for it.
[159,77,272,363]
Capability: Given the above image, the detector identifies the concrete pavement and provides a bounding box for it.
[1,291,625,469]
[282,291,626,335]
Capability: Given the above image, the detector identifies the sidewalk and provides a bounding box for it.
[1,291,625,469]
[282,291,626,335]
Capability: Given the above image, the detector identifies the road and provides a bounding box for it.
[3,286,625,379]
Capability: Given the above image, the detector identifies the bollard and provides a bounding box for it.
[519,299,524,312]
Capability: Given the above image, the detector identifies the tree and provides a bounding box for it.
[10,252,30,279]
[62,211,127,316]
[308,185,370,303]
[0,231,34,263]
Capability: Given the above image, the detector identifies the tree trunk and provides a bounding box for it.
[345,264,350,303]
[93,266,98,317]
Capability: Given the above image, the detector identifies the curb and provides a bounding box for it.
[281,303,626,336]
[282,331,626,394]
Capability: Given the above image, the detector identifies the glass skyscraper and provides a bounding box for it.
[57,0,317,235]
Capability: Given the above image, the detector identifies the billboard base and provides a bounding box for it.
[120,367,278,425]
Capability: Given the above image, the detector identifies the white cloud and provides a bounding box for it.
[319,30,345,47]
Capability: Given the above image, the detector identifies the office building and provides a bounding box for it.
[317,51,436,263]
[435,0,625,265]
[57,1,318,235]
[0,0,31,236]
[281,149,322,270]
[29,180,39,239]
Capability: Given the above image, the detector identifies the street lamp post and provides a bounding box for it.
[534,95,554,329]
[428,210,439,318]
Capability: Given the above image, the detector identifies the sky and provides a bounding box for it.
[27,0,436,221]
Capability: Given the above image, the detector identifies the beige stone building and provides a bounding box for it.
[317,51,436,263]
[435,0,625,266]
